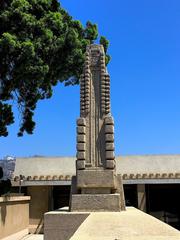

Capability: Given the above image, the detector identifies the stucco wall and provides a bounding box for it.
[27,186,52,233]
[14,155,180,178]
[0,196,30,239]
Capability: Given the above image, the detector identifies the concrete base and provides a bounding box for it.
[44,207,180,240]
[77,169,116,189]
[70,193,121,212]
[69,175,125,212]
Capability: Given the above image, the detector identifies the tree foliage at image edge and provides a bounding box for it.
[0,0,110,136]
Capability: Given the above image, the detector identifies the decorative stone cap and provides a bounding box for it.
[13,175,72,181]
[122,172,180,180]
[0,196,30,203]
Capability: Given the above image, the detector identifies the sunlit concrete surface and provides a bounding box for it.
[21,234,43,240]
[70,207,180,240]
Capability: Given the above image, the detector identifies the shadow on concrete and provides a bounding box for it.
[1,195,11,225]
[44,211,90,240]
[1,203,7,225]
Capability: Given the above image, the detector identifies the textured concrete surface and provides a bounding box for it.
[70,207,180,240]
[27,186,49,234]
[77,169,116,188]
[21,234,43,240]
[70,194,121,212]
[44,211,89,240]
[43,207,180,240]
[0,197,30,239]
[1,229,28,240]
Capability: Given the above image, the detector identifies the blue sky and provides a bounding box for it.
[0,0,180,158]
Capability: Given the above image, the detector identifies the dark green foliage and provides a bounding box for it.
[100,36,111,65]
[0,102,14,136]
[0,167,12,196]
[85,21,98,43]
[0,0,110,136]
[0,167,3,179]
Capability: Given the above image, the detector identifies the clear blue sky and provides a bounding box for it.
[1,0,180,158]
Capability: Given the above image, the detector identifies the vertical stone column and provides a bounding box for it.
[137,184,147,212]
[70,44,125,212]
[76,45,116,171]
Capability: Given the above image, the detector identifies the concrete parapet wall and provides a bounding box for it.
[44,207,180,240]
[0,196,30,239]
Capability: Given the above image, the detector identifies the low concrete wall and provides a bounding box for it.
[44,207,180,240]
[27,186,51,234]
[0,196,30,240]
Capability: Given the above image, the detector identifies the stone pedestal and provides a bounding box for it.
[70,173,125,212]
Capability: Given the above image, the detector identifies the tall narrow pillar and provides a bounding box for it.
[70,44,125,211]
[137,184,147,212]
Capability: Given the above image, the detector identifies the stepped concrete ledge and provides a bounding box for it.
[44,207,180,240]
[21,234,43,240]
[70,207,180,240]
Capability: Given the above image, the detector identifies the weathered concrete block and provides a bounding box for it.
[70,194,121,212]
[85,89,90,94]
[76,151,86,160]
[85,72,90,77]
[80,98,85,103]
[105,125,114,134]
[101,96,106,101]
[105,104,110,109]
[77,126,86,134]
[106,143,115,150]
[106,151,115,160]
[105,134,114,142]
[77,143,86,151]
[77,118,86,126]
[85,67,90,74]
[105,108,110,114]
[104,117,114,125]
[77,135,86,143]
[76,160,85,170]
[106,160,115,169]
[81,85,85,90]
[77,170,116,189]
[101,85,106,91]
[85,105,89,111]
